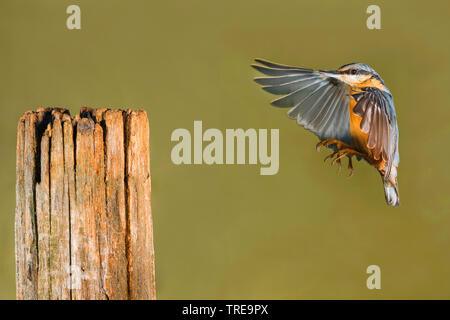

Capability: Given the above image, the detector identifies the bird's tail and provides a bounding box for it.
[383,180,400,207]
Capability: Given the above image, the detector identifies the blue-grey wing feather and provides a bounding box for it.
[253,59,352,146]
[353,88,399,179]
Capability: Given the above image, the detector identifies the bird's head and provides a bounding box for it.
[323,63,387,91]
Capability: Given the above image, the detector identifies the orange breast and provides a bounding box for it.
[348,94,386,171]
[349,97,368,152]
[354,78,386,91]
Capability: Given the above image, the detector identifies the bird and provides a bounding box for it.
[252,59,400,207]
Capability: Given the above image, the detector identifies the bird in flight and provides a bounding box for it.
[252,59,400,207]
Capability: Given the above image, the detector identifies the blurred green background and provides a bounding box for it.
[1,0,449,299]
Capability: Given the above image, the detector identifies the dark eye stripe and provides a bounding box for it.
[344,69,372,76]
[341,69,357,75]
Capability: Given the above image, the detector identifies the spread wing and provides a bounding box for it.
[252,59,352,146]
[353,87,398,179]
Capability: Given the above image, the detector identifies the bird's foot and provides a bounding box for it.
[316,139,353,152]
[323,148,366,177]
[347,155,354,178]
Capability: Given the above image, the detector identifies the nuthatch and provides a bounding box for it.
[253,59,400,207]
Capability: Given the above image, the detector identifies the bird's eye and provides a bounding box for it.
[350,69,357,75]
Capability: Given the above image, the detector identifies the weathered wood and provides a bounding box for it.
[72,117,104,300]
[15,108,155,300]
[62,112,76,299]
[103,110,128,299]
[15,115,26,299]
[36,123,50,299]
[50,111,71,299]
[125,110,156,299]
[93,121,108,299]
[15,112,39,300]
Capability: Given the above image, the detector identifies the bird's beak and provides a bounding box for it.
[320,70,345,81]
[320,70,362,86]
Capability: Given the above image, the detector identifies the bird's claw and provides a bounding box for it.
[316,138,353,152]
[336,158,342,172]
[323,151,337,162]
[317,139,366,177]
[347,156,354,178]
[320,148,364,178]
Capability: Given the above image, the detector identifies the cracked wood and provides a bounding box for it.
[15,108,155,300]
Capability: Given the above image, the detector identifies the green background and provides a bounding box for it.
[1,0,449,299]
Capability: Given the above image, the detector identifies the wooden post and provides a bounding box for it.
[15,108,156,300]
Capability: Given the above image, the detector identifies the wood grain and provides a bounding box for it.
[103,110,128,299]
[15,108,155,300]
[15,112,39,300]
[15,114,26,299]
[72,117,104,300]
[49,111,71,299]
[125,110,156,300]
[36,123,50,299]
